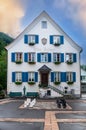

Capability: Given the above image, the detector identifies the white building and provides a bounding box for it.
[5,11,82,98]
[81,68,86,93]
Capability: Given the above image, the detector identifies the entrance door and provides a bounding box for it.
[41,73,48,87]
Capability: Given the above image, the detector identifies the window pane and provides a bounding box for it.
[29,35,35,43]
[16,72,22,82]
[54,72,60,82]
[66,53,73,62]
[16,53,22,61]
[54,36,60,44]
[28,72,35,82]
[41,53,48,62]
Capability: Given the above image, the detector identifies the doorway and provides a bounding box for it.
[41,73,48,87]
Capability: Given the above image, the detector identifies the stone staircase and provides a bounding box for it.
[48,85,72,96]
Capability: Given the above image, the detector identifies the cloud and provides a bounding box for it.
[54,0,86,32]
[0,0,24,37]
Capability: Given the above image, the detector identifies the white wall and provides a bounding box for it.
[7,16,81,96]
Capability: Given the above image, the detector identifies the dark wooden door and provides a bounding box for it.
[41,73,48,86]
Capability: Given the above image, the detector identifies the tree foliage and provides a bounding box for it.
[0,32,14,91]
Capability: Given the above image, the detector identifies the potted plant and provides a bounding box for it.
[15,60,22,64]
[29,42,35,45]
[67,81,74,85]
[28,82,35,85]
[66,61,73,64]
[15,82,22,85]
[54,81,61,85]
[28,61,36,64]
[54,43,60,46]
[54,61,61,64]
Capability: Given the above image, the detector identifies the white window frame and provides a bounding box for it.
[54,72,61,82]
[28,35,35,43]
[53,36,60,44]
[41,21,47,29]
[66,72,73,82]
[28,53,35,62]
[15,53,22,62]
[28,72,35,82]
[53,53,61,62]
[66,53,73,62]
[15,72,22,82]
[41,53,48,62]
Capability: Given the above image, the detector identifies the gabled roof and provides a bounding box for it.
[5,11,82,52]
[38,65,51,72]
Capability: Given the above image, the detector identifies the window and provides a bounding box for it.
[53,53,61,62]
[41,21,47,28]
[15,53,22,62]
[15,72,22,82]
[53,36,60,44]
[41,53,48,62]
[81,76,86,81]
[54,72,61,82]
[28,72,35,82]
[66,53,73,63]
[28,35,35,43]
[28,53,35,62]
[66,72,73,82]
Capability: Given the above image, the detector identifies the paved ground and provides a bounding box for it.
[0,98,86,130]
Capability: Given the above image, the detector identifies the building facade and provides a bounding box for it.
[81,68,86,93]
[6,11,82,98]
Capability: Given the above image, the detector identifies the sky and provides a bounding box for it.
[0,0,86,65]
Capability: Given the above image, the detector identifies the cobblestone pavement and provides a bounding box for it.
[0,98,86,130]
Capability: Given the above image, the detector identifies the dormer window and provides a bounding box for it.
[41,21,47,29]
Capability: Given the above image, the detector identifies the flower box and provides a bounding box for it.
[28,61,36,64]
[66,61,73,64]
[15,82,22,85]
[29,42,35,45]
[54,81,61,85]
[67,81,74,85]
[54,61,61,64]
[28,82,35,85]
[54,43,60,46]
[15,61,22,64]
